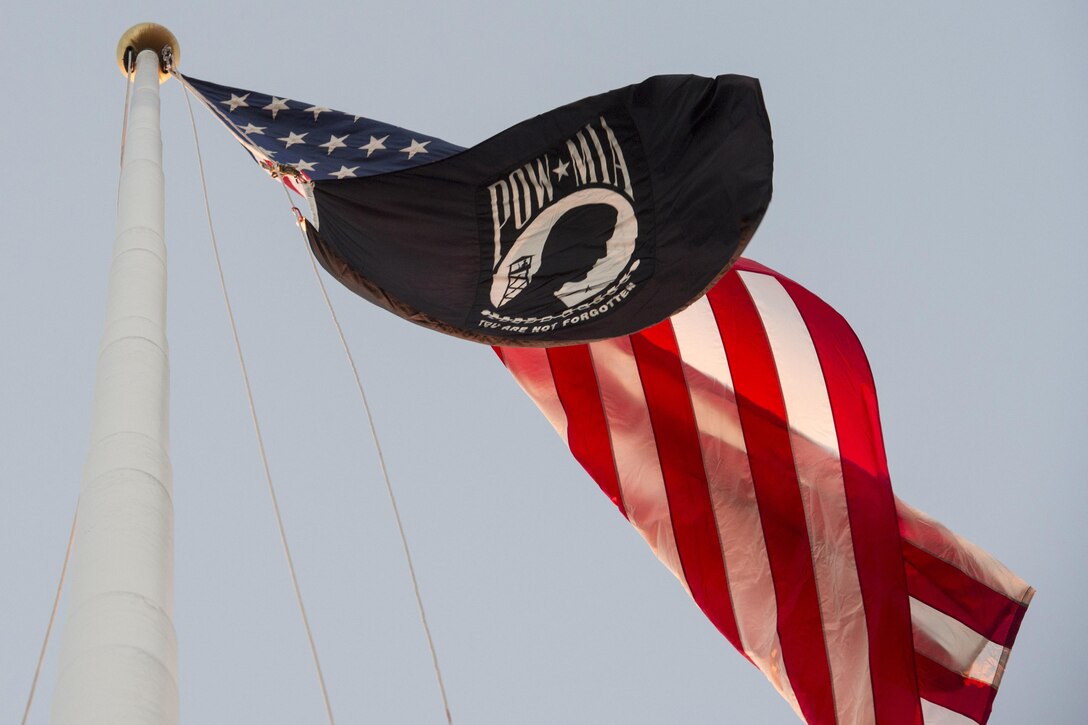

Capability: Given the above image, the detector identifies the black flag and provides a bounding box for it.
[183,73,773,345]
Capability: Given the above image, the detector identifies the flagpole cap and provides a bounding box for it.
[116,23,180,83]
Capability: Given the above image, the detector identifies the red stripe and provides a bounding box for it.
[708,272,835,724]
[544,345,626,516]
[775,269,922,724]
[915,653,995,724]
[903,542,1026,646]
[1001,587,1031,675]
[629,322,743,652]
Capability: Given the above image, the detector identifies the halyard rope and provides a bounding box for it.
[180,81,336,725]
[20,508,77,725]
[280,184,454,724]
[23,66,136,722]
[119,50,133,167]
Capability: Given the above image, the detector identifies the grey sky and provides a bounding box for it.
[2,2,1085,723]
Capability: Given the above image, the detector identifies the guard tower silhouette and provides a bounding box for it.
[499,255,534,307]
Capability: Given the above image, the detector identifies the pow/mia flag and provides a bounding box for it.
[181,73,773,345]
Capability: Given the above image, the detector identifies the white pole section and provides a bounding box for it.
[51,44,178,725]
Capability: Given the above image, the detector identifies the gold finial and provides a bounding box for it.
[116,23,180,83]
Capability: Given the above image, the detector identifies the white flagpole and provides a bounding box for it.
[51,26,180,725]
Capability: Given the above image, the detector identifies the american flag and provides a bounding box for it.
[497,259,1032,724]
[177,73,464,182]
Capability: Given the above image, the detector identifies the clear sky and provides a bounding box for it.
[2,2,1085,723]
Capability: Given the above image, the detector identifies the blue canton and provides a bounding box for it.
[180,74,465,182]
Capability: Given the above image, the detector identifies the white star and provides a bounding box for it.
[330,165,359,179]
[263,97,290,119]
[305,105,331,120]
[553,159,570,180]
[278,131,308,148]
[255,147,277,158]
[293,159,317,172]
[221,93,250,112]
[359,135,389,157]
[400,139,431,160]
[353,115,364,123]
[319,134,349,155]
[240,123,266,136]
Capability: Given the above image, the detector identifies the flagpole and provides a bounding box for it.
[50,26,179,725]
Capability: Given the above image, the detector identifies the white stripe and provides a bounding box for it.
[671,297,801,718]
[587,337,687,591]
[739,270,875,724]
[501,348,568,444]
[910,597,1006,686]
[897,498,1034,606]
[921,698,980,725]
[739,272,839,453]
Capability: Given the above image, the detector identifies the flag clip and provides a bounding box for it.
[265,161,310,185]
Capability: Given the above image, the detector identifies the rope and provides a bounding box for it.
[281,185,454,725]
[24,69,134,722]
[119,49,134,168]
[20,508,78,725]
[180,82,336,725]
